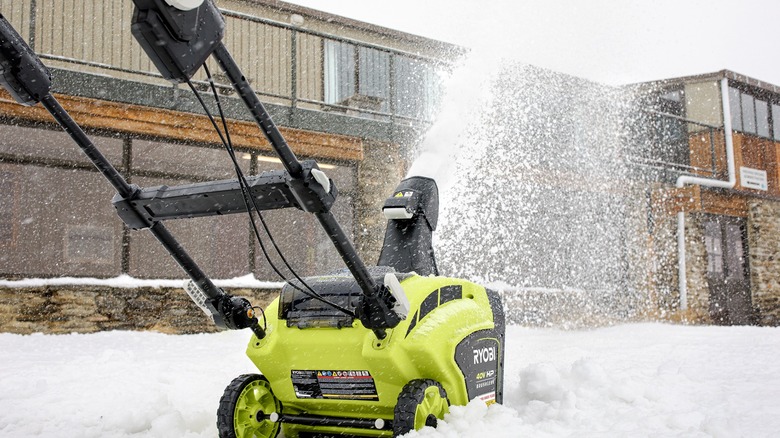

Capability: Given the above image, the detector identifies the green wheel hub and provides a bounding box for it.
[393,379,449,436]
[414,386,449,430]
[218,374,281,438]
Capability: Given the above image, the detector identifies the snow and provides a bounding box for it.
[0,274,283,290]
[1,323,778,437]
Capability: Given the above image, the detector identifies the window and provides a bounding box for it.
[394,56,439,120]
[773,104,780,141]
[324,40,392,115]
[729,87,742,131]
[729,86,773,139]
[0,171,15,244]
[324,40,356,105]
[756,99,770,138]
[658,89,684,116]
[741,94,756,134]
[358,46,390,112]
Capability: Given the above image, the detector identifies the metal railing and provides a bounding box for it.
[0,0,448,123]
[625,109,725,179]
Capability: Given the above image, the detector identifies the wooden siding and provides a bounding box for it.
[733,133,779,196]
[689,130,725,177]
[0,89,363,161]
[655,185,748,218]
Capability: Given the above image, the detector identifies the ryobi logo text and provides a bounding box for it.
[473,346,496,364]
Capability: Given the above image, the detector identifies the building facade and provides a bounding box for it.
[628,71,780,325]
[1,2,778,333]
[0,0,458,332]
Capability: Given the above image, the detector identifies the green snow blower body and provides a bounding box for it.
[226,176,506,437]
[247,272,505,437]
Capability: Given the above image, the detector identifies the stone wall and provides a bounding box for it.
[683,213,712,322]
[649,211,712,323]
[0,286,278,334]
[747,199,780,325]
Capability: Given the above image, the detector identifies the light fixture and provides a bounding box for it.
[257,155,336,169]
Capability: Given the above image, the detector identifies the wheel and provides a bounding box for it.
[217,374,282,438]
[393,379,449,436]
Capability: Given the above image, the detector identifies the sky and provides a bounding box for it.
[284,0,780,86]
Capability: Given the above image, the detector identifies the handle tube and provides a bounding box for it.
[211,43,303,178]
[40,94,223,300]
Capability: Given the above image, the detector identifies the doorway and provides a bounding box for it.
[702,215,754,325]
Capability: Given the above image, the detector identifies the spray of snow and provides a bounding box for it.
[405,49,648,324]
[405,52,497,192]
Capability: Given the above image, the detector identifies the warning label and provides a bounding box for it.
[291,370,379,401]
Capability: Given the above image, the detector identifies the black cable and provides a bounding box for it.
[186,70,355,317]
[201,65,325,301]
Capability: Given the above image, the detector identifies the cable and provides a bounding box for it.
[186,69,355,318]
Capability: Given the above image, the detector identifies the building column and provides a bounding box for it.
[747,199,780,325]
[354,139,405,265]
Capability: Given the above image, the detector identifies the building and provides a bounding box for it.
[628,70,780,325]
[0,0,459,332]
[1,2,778,333]
[430,65,780,328]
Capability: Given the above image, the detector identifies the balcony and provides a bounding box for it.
[0,0,452,134]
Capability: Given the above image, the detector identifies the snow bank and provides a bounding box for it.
[1,324,778,437]
[0,274,283,289]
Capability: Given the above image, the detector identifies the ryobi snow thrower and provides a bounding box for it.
[0,1,505,436]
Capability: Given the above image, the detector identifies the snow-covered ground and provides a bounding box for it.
[1,323,778,437]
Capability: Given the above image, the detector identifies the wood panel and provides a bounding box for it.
[652,186,699,215]
[699,190,748,217]
[653,185,747,217]
[733,133,779,195]
[688,130,725,177]
[0,90,363,161]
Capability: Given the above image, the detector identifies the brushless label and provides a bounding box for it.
[455,336,500,405]
[291,370,379,401]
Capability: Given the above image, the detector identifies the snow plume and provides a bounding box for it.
[405,52,497,191]
[428,62,646,324]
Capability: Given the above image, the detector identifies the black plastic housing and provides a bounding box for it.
[130,0,224,83]
[0,14,51,106]
[377,177,440,276]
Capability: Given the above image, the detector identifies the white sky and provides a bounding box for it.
[285,0,780,86]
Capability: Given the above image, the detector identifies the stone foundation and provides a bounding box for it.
[747,199,780,326]
[0,286,278,334]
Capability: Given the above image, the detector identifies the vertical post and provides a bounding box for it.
[353,44,360,98]
[388,53,396,117]
[290,29,297,108]
[677,211,687,311]
[27,0,36,50]
[709,127,717,177]
[121,137,133,274]
[248,153,257,274]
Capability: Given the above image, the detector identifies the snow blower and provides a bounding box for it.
[0,2,505,436]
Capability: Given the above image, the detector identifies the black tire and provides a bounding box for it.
[217,374,282,438]
[393,379,449,436]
